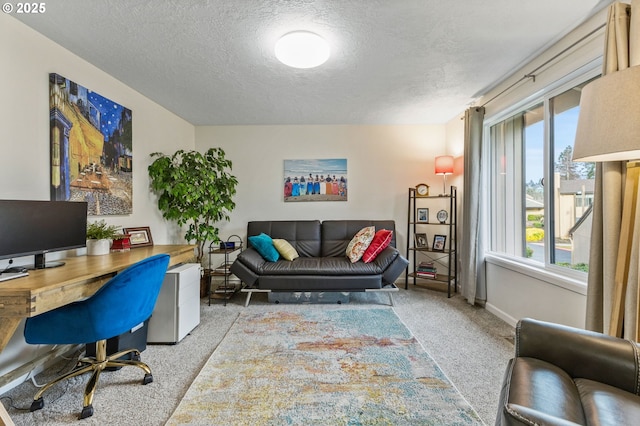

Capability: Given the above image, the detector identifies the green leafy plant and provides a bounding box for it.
[86,220,121,240]
[148,148,238,263]
[557,262,589,273]
[525,246,533,258]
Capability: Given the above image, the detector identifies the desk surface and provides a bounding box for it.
[0,245,195,351]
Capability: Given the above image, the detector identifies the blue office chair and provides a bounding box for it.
[24,254,170,419]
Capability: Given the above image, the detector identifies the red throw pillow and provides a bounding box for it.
[362,229,393,263]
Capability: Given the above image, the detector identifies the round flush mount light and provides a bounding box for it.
[275,31,330,69]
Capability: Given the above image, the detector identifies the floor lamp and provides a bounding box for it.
[573,65,640,339]
[435,155,454,196]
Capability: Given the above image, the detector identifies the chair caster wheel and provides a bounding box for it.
[143,373,153,385]
[30,397,44,412]
[132,353,141,362]
[80,404,94,419]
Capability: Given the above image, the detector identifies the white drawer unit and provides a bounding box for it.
[147,263,201,344]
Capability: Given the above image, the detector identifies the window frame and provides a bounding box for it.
[483,63,602,284]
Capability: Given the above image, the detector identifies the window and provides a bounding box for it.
[488,78,596,275]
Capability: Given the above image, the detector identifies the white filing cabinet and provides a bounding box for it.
[147,263,201,344]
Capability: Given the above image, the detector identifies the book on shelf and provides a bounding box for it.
[417,261,436,273]
[214,283,237,293]
[417,265,437,271]
[415,271,437,279]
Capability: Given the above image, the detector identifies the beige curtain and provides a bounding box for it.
[586,0,640,338]
[461,107,486,304]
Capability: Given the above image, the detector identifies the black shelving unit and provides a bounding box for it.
[207,235,243,305]
[405,186,458,297]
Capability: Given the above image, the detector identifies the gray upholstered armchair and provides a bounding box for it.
[496,318,640,425]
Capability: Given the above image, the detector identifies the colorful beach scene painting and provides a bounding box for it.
[49,73,133,215]
[284,159,347,202]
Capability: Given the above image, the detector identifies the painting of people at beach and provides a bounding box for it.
[284,159,347,202]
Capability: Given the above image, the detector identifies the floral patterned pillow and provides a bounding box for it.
[345,226,376,263]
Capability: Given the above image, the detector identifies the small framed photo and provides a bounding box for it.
[414,233,428,249]
[123,227,154,248]
[416,208,429,223]
[432,234,447,251]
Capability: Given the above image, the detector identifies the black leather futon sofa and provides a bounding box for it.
[229,220,408,305]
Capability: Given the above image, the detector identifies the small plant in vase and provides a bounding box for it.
[86,220,120,255]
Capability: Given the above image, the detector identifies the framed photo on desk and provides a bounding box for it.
[123,227,154,247]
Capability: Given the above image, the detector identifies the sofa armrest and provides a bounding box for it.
[235,247,267,273]
[374,247,408,285]
[515,318,640,394]
[371,246,398,270]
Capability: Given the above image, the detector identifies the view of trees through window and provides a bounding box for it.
[492,78,596,275]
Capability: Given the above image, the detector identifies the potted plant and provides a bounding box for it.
[86,220,120,255]
[148,147,238,264]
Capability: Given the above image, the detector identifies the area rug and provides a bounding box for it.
[167,308,482,425]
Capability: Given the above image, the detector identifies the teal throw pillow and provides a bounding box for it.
[248,233,280,262]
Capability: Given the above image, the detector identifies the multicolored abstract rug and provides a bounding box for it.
[167,308,482,425]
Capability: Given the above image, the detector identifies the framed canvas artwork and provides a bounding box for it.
[284,159,347,202]
[49,73,133,215]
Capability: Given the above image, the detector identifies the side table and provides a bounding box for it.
[207,235,243,305]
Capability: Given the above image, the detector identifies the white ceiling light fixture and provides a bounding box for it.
[275,31,330,69]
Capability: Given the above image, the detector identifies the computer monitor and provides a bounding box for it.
[0,200,88,269]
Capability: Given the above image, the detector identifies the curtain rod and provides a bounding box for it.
[480,22,606,108]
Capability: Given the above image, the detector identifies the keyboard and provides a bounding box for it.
[0,271,29,282]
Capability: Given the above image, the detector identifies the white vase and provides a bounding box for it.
[86,239,111,256]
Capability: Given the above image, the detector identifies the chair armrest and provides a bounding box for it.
[515,318,640,394]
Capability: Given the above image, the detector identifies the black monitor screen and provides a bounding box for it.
[0,200,88,268]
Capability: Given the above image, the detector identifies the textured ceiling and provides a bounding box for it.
[13,0,609,125]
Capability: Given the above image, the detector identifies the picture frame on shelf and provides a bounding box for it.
[432,234,446,251]
[416,208,429,223]
[436,209,449,223]
[123,226,154,247]
[414,233,428,249]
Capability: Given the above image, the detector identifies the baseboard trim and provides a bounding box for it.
[0,344,79,395]
[485,302,518,327]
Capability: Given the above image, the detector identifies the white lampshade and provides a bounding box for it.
[275,31,330,69]
[573,65,640,162]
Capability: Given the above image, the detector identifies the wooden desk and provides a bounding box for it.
[0,245,195,353]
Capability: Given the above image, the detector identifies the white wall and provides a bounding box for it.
[195,125,448,256]
[485,258,587,328]
[0,14,195,392]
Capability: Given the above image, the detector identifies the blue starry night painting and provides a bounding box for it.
[49,73,133,215]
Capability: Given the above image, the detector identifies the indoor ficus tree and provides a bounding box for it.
[148,147,238,263]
